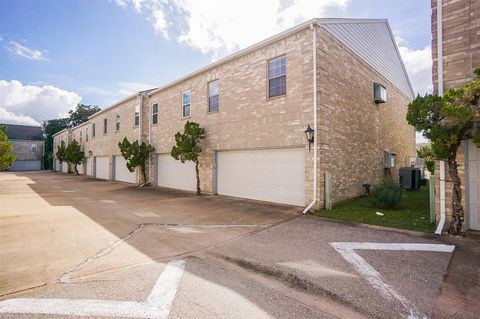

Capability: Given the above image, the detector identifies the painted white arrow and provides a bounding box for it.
[0,259,186,318]
[330,242,455,319]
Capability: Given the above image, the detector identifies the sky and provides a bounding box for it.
[0,0,432,138]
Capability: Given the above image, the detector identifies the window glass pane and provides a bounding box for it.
[267,55,286,98]
[208,80,219,97]
[182,92,190,105]
[152,104,158,114]
[153,114,158,125]
[183,104,190,117]
[208,96,219,112]
[268,75,286,98]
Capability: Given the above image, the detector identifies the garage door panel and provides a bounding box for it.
[157,154,196,192]
[95,156,109,180]
[217,148,305,206]
[114,156,135,183]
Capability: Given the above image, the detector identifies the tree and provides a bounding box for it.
[118,137,155,185]
[406,68,480,235]
[171,121,205,195]
[417,145,435,175]
[56,142,67,171]
[43,118,69,170]
[68,104,101,127]
[0,127,16,171]
[65,140,84,175]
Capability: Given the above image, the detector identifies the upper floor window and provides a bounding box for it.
[115,114,120,131]
[103,118,107,135]
[79,131,82,143]
[373,82,387,103]
[208,80,219,112]
[86,128,89,142]
[268,55,286,98]
[134,104,140,127]
[152,103,158,125]
[182,91,191,118]
[92,123,96,137]
[31,144,38,152]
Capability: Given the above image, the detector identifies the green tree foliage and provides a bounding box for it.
[68,104,101,127]
[0,126,16,171]
[56,141,68,172]
[118,137,155,185]
[406,68,480,234]
[65,140,84,175]
[42,118,69,170]
[417,145,435,175]
[171,121,205,195]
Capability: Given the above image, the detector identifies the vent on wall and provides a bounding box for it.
[373,82,387,104]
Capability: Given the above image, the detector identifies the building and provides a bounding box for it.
[52,128,71,173]
[432,0,480,232]
[54,18,415,210]
[1,123,44,171]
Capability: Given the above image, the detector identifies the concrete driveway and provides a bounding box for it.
[0,171,466,319]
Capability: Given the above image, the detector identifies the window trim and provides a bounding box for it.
[31,143,38,152]
[266,55,287,99]
[182,90,191,119]
[152,103,158,125]
[92,123,96,138]
[134,104,140,127]
[103,118,107,135]
[207,79,219,113]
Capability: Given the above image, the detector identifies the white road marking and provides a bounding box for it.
[330,242,455,319]
[0,259,186,318]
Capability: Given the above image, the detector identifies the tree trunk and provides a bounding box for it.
[195,161,201,196]
[448,156,465,235]
[141,164,147,185]
[74,164,79,175]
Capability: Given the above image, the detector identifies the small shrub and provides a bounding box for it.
[370,178,404,209]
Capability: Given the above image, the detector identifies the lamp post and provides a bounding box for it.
[304,124,314,152]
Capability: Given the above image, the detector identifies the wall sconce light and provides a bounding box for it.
[304,124,314,152]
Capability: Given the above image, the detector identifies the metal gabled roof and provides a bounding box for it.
[318,18,414,99]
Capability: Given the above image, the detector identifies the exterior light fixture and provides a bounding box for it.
[304,124,314,152]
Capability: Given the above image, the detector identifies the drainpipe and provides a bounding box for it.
[435,0,446,234]
[303,22,318,214]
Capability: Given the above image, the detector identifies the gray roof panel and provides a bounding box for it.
[318,19,414,99]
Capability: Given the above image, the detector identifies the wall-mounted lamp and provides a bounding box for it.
[88,151,93,157]
[304,124,314,152]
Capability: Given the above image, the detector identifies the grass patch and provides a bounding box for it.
[314,186,434,233]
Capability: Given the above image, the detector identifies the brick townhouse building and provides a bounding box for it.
[54,18,415,210]
[432,0,480,232]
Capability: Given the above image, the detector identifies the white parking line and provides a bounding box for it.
[0,259,186,318]
[330,242,455,319]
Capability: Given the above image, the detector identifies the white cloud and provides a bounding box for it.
[116,0,350,57]
[396,37,432,96]
[0,108,40,126]
[5,41,49,61]
[116,81,157,96]
[0,80,81,124]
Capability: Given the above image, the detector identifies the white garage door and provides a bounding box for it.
[55,160,61,172]
[62,162,69,173]
[95,156,109,180]
[114,155,135,183]
[217,148,305,206]
[85,158,91,176]
[156,154,196,191]
[467,140,480,230]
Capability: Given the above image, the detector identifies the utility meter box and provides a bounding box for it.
[383,150,396,169]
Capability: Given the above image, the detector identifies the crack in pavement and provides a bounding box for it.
[58,224,145,284]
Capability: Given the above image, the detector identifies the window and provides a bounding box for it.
[208,80,219,112]
[31,144,38,152]
[182,91,191,118]
[86,128,89,142]
[152,103,158,125]
[103,118,107,135]
[115,113,120,131]
[92,123,96,137]
[268,55,286,98]
[134,104,140,127]
[79,131,82,143]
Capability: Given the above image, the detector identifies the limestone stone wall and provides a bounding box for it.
[11,140,44,161]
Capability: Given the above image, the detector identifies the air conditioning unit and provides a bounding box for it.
[384,150,396,169]
[373,82,387,103]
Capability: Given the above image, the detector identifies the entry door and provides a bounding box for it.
[468,140,480,230]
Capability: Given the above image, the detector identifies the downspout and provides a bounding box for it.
[303,22,318,214]
[435,0,446,234]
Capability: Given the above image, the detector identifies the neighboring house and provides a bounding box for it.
[54,18,415,209]
[1,123,44,171]
[432,0,480,231]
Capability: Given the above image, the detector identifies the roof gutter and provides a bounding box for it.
[303,22,318,214]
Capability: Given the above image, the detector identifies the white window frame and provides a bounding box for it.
[115,113,120,132]
[152,103,158,125]
[134,104,140,127]
[267,55,287,98]
[182,90,191,118]
[103,118,107,135]
[31,144,38,152]
[208,80,219,112]
[92,123,96,138]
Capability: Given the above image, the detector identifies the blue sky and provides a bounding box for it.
[0,0,432,126]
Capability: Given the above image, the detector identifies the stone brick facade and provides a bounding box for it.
[10,140,43,161]
[432,0,480,231]
[54,21,415,209]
